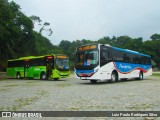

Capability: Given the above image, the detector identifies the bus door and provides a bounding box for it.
[24,59,30,78]
[46,56,54,79]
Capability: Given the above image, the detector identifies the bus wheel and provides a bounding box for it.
[16,72,21,79]
[40,72,46,80]
[90,80,97,83]
[139,71,143,80]
[109,72,117,83]
[54,78,59,80]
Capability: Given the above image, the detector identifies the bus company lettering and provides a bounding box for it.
[119,63,132,69]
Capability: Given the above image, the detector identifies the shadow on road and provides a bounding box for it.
[78,78,149,85]
[1,78,67,82]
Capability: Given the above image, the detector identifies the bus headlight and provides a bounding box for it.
[94,69,99,73]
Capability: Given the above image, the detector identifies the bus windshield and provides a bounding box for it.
[76,50,99,68]
[56,57,69,70]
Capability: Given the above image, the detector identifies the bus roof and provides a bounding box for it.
[113,47,151,58]
[8,56,45,61]
[77,44,151,58]
[8,54,68,61]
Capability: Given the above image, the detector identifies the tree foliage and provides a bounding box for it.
[0,0,54,70]
[30,15,53,36]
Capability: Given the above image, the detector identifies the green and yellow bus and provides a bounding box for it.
[7,54,70,80]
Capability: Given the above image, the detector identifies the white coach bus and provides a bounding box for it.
[75,44,152,83]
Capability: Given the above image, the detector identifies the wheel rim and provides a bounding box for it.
[17,74,20,79]
[140,73,143,79]
[111,74,116,82]
[42,74,46,80]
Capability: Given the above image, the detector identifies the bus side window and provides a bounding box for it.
[141,56,151,65]
[100,48,106,60]
[123,53,130,63]
[101,51,108,61]
[112,50,123,62]
[146,57,151,65]
[100,47,112,66]
[133,55,140,64]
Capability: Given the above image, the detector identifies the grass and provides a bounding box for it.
[55,83,71,88]
[4,83,37,87]
[0,106,5,110]
[36,90,49,97]
[68,106,80,111]
[68,104,114,111]
[126,103,154,110]
[12,96,39,111]
[0,90,49,111]
[4,84,20,87]
[0,88,10,92]
[0,96,39,111]
[12,90,49,110]
[152,73,160,76]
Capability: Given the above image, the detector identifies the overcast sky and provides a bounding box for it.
[11,0,160,45]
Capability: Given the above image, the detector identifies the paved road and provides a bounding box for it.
[0,75,160,119]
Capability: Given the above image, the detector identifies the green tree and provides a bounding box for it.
[0,0,34,58]
[39,22,53,36]
[30,15,53,36]
[150,33,160,40]
[0,0,17,58]
[125,37,143,52]
[29,15,42,25]
[96,36,111,44]
[33,31,54,55]
[59,40,72,52]
[143,34,160,68]
[114,36,132,48]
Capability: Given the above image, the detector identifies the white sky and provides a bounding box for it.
[11,0,160,45]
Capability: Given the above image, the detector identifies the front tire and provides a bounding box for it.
[54,78,59,80]
[40,72,46,80]
[139,71,143,80]
[16,72,21,79]
[135,71,143,80]
[109,72,117,83]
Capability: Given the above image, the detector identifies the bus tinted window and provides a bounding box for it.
[101,47,111,61]
[8,60,24,67]
[123,53,129,63]
[112,48,151,65]
[30,58,45,66]
[112,50,123,62]
[100,46,113,66]
[141,56,151,65]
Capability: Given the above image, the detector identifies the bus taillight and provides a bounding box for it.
[24,59,30,62]
[47,56,53,59]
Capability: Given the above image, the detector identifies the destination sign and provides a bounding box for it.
[77,45,97,51]
[57,55,67,59]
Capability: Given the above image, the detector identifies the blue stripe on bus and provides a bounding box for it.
[114,62,152,73]
[113,47,151,57]
[76,70,94,74]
